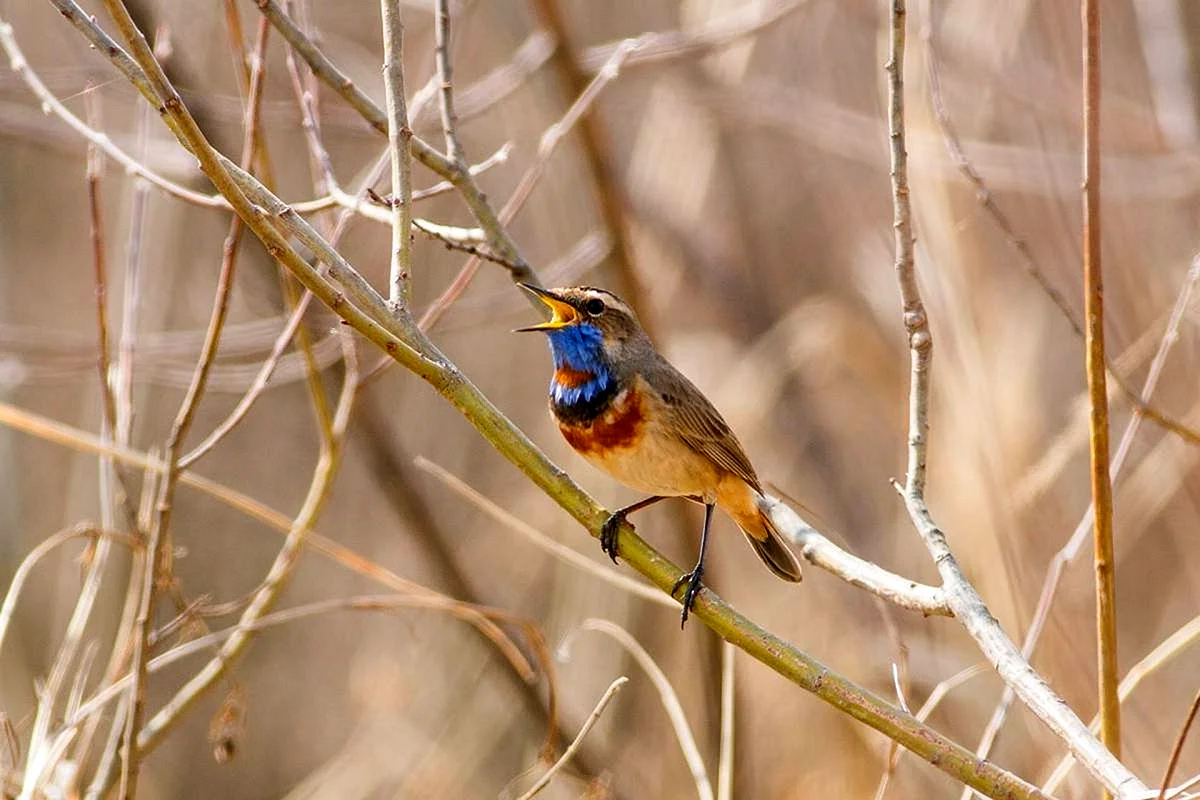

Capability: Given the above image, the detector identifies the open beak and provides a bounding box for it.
[514,283,578,331]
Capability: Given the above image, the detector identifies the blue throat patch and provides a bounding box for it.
[545,323,613,407]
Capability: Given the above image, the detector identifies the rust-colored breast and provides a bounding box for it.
[559,388,644,455]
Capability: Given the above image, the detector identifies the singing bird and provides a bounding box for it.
[517,285,802,626]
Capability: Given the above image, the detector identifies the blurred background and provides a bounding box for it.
[1,0,1199,797]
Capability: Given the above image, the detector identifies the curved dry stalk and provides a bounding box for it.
[1159,691,1200,800]
[0,524,139,660]
[515,676,628,800]
[561,619,714,800]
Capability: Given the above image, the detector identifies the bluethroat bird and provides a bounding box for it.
[517,285,802,626]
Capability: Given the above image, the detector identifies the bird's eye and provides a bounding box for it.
[583,298,605,316]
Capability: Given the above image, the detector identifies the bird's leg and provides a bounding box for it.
[600,495,670,562]
[671,502,714,628]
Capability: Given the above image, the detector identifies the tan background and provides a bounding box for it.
[1,0,1199,797]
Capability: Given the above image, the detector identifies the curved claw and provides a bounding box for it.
[671,565,705,628]
[600,513,626,563]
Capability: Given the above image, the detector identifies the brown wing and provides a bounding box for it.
[639,360,762,492]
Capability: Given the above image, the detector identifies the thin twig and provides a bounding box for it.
[433,0,465,165]
[515,676,628,800]
[84,89,117,452]
[1082,0,1121,775]
[1159,690,1200,800]
[561,619,714,800]
[380,0,414,310]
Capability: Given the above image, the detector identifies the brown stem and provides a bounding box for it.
[1082,0,1121,780]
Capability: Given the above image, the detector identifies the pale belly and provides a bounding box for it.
[577,427,719,499]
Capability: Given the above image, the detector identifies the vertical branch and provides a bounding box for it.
[380,0,413,311]
[1157,688,1200,800]
[433,0,464,165]
[716,642,735,800]
[1083,0,1121,775]
[85,90,117,442]
[886,0,929,498]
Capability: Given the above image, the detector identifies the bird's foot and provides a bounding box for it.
[600,512,628,563]
[671,564,705,629]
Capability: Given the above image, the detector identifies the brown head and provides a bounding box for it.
[515,285,654,366]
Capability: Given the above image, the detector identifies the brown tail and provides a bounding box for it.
[744,514,803,582]
[718,479,803,582]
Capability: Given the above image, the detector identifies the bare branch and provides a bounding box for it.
[380,0,414,310]
[762,496,949,616]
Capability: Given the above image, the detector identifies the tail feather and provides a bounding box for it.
[719,478,803,582]
[744,515,803,582]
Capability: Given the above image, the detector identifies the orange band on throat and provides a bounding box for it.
[553,365,596,388]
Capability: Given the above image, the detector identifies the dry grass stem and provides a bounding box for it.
[1081,0,1121,774]
[515,676,628,800]
[561,619,714,800]
[1158,690,1200,800]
